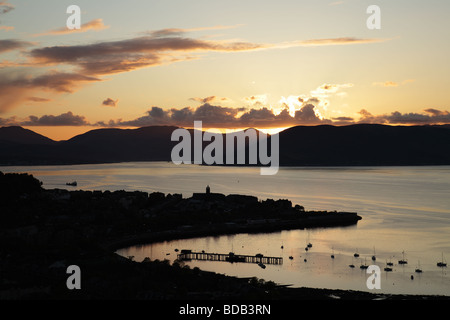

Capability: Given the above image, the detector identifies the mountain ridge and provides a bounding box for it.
[1,124,450,166]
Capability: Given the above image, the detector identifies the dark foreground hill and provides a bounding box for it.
[1,124,450,166]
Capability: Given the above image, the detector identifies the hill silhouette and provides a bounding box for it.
[1,124,450,166]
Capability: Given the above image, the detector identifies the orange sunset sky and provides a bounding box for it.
[1,0,450,140]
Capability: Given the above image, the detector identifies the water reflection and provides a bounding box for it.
[117,229,450,296]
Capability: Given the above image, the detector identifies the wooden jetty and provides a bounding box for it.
[177,250,283,265]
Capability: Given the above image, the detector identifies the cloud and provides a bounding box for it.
[373,81,399,87]
[332,116,354,122]
[0,25,13,31]
[0,111,89,126]
[1,26,390,113]
[28,34,266,76]
[148,25,242,38]
[102,98,118,107]
[0,71,100,112]
[35,19,110,37]
[298,37,388,47]
[243,94,268,107]
[27,97,51,103]
[424,108,446,116]
[373,79,415,87]
[27,31,389,78]
[358,109,450,125]
[190,96,229,104]
[29,71,100,93]
[0,1,14,14]
[279,83,353,118]
[0,29,262,112]
[94,101,331,129]
[0,39,34,53]
[99,105,450,128]
[311,83,354,97]
[4,105,450,129]
[23,112,89,126]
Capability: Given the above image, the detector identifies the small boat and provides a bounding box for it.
[386,260,394,266]
[354,249,360,258]
[384,260,393,272]
[360,258,369,269]
[415,261,423,273]
[398,251,408,265]
[307,243,312,248]
[437,253,447,267]
[258,262,266,269]
[289,256,294,260]
[66,181,77,187]
[305,247,309,251]
[174,248,179,252]
[349,257,355,268]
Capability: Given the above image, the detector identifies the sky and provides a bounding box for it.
[0,0,450,140]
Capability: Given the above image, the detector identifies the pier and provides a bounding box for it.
[177,250,283,265]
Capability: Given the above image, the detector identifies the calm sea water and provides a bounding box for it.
[2,162,450,296]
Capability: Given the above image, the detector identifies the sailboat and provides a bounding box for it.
[354,249,360,258]
[349,256,355,268]
[398,251,408,265]
[331,247,335,259]
[371,247,376,261]
[360,258,369,269]
[384,260,393,272]
[415,261,423,273]
[437,253,447,267]
[306,232,312,248]
[386,258,394,266]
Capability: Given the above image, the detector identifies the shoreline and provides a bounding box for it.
[1,171,449,300]
[108,225,450,300]
[104,213,361,252]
